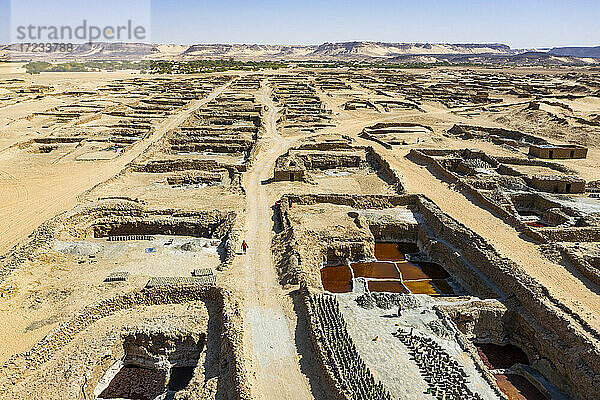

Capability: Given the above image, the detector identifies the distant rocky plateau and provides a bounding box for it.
[1,41,599,65]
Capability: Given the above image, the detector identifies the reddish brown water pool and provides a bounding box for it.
[374,242,419,261]
[396,261,428,280]
[403,279,454,295]
[324,242,455,295]
[367,280,410,293]
[495,374,547,400]
[414,261,450,279]
[350,261,400,279]
[320,265,352,293]
[396,261,450,280]
[476,343,530,370]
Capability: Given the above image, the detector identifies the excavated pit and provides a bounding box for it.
[494,375,547,400]
[476,343,530,370]
[49,204,236,280]
[89,210,234,240]
[275,193,586,398]
[475,343,548,400]
[98,331,205,400]
[361,122,433,148]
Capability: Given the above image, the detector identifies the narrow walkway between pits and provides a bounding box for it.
[239,86,320,400]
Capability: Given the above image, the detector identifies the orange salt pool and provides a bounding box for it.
[374,242,419,261]
[430,279,454,294]
[367,280,410,293]
[321,265,352,293]
[396,261,429,280]
[403,279,454,295]
[351,261,400,279]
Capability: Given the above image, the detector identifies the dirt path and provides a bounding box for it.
[0,81,232,255]
[238,87,317,399]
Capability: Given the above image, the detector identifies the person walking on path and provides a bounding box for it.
[241,240,248,254]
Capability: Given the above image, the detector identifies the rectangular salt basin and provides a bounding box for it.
[494,374,547,400]
[367,280,410,293]
[397,261,450,281]
[374,242,419,261]
[320,265,352,293]
[403,279,454,295]
[350,261,400,279]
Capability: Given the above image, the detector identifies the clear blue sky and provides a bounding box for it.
[1,0,599,48]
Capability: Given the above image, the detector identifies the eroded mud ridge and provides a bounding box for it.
[2,68,600,400]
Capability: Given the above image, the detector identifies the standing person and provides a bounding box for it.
[241,240,248,254]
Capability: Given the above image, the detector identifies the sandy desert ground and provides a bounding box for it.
[0,65,599,400]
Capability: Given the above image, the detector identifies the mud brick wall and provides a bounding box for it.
[526,176,586,194]
[368,221,418,242]
[436,300,509,345]
[282,193,417,211]
[448,124,547,146]
[557,244,600,287]
[166,171,226,186]
[33,137,82,144]
[297,152,363,170]
[171,141,253,155]
[408,149,460,184]
[297,141,356,151]
[365,146,406,194]
[359,131,392,149]
[220,225,242,271]
[495,156,576,174]
[134,159,247,173]
[538,227,600,243]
